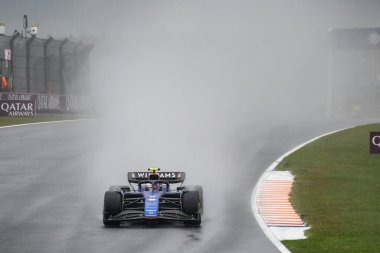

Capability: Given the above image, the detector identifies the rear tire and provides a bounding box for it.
[182,191,201,226]
[109,185,130,192]
[109,185,121,191]
[186,185,203,214]
[182,191,200,215]
[103,191,122,227]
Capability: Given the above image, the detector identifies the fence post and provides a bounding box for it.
[73,42,82,94]
[26,36,35,93]
[43,37,53,94]
[9,32,20,92]
[59,38,68,95]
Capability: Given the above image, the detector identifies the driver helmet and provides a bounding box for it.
[144,183,152,191]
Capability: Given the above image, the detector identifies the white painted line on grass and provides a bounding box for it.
[251,126,352,253]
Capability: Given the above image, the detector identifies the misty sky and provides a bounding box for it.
[2,0,380,120]
[1,0,380,38]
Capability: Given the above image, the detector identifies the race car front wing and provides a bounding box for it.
[104,210,199,222]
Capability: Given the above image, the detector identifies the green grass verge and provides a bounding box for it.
[277,123,380,253]
[0,114,80,127]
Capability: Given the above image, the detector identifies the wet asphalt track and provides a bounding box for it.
[0,119,358,253]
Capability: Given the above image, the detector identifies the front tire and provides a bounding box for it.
[184,213,201,226]
[103,219,121,227]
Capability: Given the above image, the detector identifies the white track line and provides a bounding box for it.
[251,126,352,253]
[0,119,89,129]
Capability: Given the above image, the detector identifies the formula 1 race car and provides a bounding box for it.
[103,168,203,227]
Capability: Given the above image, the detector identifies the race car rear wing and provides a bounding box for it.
[128,172,186,184]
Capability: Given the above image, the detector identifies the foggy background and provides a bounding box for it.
[1,1,380,252]
[2,0,380,228]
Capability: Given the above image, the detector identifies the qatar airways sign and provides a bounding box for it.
[370,132,380,154]
[0,100,36,117]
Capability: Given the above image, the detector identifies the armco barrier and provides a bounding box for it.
[0,92,90,113]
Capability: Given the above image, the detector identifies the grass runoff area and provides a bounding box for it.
[0,115,80,127]
[277,123,380,253]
